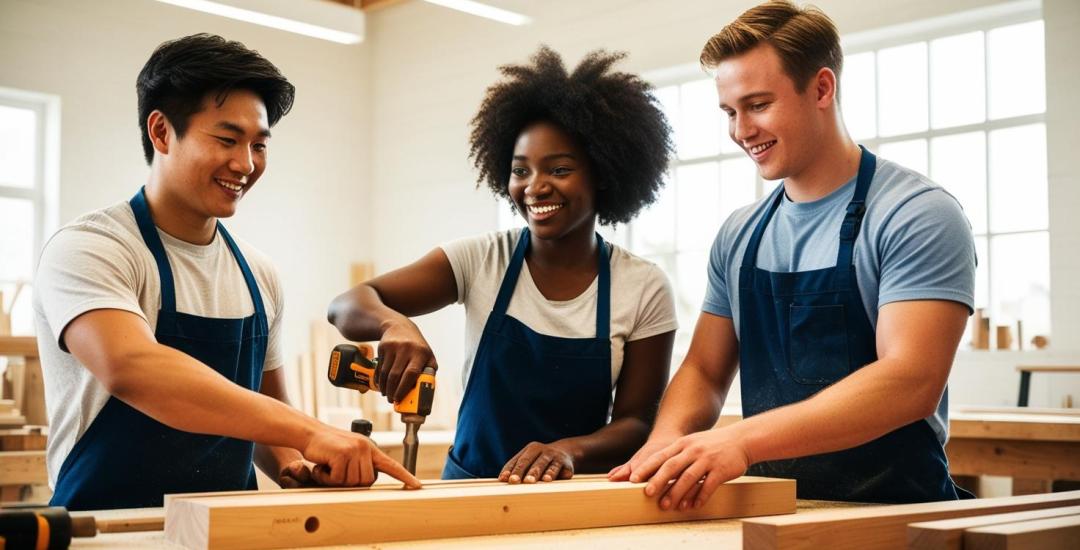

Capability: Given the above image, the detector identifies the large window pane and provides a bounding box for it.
[989,124,1047,233]
[719,157,757,223]
[0,197,34,281]
[632,172,676,255]
[841,52,877,140]
[878,42,928,137]
[879,139,927,176]
[677,80,721,160]
[675,162,721,251]
[653,85,680,148]
[675,250,709,329]
[931,131,987,233]
[990,232,1050,346]
[0,105,36,188]
[974,235,988,310]
[988,21,1045,120]
[930,31,986,129]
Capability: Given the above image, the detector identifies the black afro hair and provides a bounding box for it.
[469,46,673,226]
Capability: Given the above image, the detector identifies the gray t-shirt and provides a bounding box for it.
[441,229,678,389]
[703,157,976,443]
[33,199,285,487]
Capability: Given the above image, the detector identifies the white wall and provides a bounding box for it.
[366,0,1080,425]
[0,0,373,399]
[2,0,1076,429]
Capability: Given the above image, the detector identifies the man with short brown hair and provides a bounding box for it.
[611,1,976,506]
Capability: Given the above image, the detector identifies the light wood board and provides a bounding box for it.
[946,438,1080,480]
[165,475,795,549]
[907,505,1080,550]
[963,513,1080,550]
[741,489,1080,550]
[0,450,47,485]
[949,412,1080,442]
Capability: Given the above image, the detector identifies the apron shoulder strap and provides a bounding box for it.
[129,187,177,312]
[835,146,877,287]
[216,223,268,317]
[491,228,531,321]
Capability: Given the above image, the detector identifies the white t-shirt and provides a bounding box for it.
[32,199,284,487]
[441,230,678,389]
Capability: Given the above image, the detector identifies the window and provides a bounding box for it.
[0,87,59,335]
[494,8,1049,359]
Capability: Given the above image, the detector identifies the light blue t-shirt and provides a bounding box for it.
[703,157,976,443]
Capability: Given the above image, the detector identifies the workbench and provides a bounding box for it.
[69,498,869,549]
[945,409,1080,495]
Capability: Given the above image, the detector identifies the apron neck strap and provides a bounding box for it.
[492,227,611,340]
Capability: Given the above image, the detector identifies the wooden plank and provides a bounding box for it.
[20,356,46,426]
[165,476,795,549]
[949,413,1080,442]
[954,406,1080,417]
[1016,365,1080,373]
[0,413,26,428]
[741,489,1080,550]
[963,514,1080,550]
[0,427,47,451]
[0,336,38,357]
[945,438,1080,479]
[0,450,47,485]
[906,505,1080,550]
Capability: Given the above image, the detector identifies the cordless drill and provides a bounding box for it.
[327,343,435,475]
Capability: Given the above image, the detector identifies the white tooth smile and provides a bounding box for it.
[527,204,563,215]
[216,178,243,192]
[750,141,776,154]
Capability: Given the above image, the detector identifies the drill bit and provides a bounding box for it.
[400,413,426,475]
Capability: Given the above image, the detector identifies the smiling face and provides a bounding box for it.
[508,121,596,242]
[714,43,829,183]
[156,88,271,220]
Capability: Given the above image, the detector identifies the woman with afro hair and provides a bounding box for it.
[329,46,678,481]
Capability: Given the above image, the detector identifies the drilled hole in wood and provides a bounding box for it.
[503,505,510,513]
[305,516,319,533]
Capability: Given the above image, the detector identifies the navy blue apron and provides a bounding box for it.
[51,187,267,510]
[443,228,612,479]
[738,146,968,503]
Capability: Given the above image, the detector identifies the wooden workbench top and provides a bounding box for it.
[71,498,867,549]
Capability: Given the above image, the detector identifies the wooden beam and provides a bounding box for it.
[946,438,1080,479]
[0,427,47,451]
[953,406,1080,417]
[359,0,407,11]
[1016,365,1080,373]
[0,450,47,485]
[741,490,1080,550]
[907,505,1080,550]
[949,412,1080,442]
[165,476,795,549]
[0,336,38,357]
[963,514,1080,550]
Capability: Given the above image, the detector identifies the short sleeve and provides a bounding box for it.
[876,189,976,312]
[702,223,733,318]
[34,225,148,352]
[627,264,679,341]
[261,263,286,372]
[440,232,504,305]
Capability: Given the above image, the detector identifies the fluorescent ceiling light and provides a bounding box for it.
[422,0,531,26]
[153,0,364,45]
